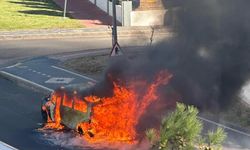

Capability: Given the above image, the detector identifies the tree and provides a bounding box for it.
[198,128,227,150]
[146,103,227,150]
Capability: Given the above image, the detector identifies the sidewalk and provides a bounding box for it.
[53,0,113,27]
[0,26,172,40]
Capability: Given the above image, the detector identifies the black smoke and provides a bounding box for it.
[83,0,250,111]
[159,0,250,109]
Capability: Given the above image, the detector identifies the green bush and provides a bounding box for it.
[146,103,227,150]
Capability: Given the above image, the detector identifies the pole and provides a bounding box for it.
[112,0,118,46]
[63,0,68,18]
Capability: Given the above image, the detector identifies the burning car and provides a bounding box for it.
[41,85,98,137]
[41,70,172,144]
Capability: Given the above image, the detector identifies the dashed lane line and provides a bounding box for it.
[0,71,53,92]
[5,63,22,69]
[24,67,51,77]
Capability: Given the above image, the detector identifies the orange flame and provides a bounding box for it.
[44,70,172,144]
[78,70,172,143]
[43,93,64,130]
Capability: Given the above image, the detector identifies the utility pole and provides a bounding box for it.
[63,0,68,18]
[112,0,118,46]
[110,0,123,56]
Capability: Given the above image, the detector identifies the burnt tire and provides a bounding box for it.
[77,126,84,136]
[88,131,94,138]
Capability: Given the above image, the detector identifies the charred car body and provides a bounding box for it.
[41,85,97,137]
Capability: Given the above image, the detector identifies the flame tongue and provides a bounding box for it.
[43,70,172,144]
[79,70,172,143]
[43,93,64,130]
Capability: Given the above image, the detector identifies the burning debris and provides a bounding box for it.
[41,70,172,144]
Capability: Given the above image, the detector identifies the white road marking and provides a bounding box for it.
[5,63,22,69]
[47,75,51,78]
[2,64,250,139]
[0,71,53,92]
[0,141,18,150]
[51,66,97,82]
[88,81,96,86]
[32,70,36,73]
[45,77,75,84]
[42,74,46,76]
[17,65,27,69]
[198,116,250,137]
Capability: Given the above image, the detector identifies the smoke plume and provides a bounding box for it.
[161,0,250,109]
[90,0,250,111]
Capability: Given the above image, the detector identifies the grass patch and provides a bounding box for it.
[0,0,83,30]
[63,54,109,79]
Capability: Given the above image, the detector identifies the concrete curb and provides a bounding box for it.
[0,71,53,94]
[0,141,18,150]
[0,27,172,40]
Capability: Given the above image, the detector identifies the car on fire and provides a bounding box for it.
[41,84,97,137]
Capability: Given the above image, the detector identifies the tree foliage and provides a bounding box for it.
[146,103,227,150]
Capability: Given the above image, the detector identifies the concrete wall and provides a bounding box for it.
[122,1,132,26]
[96,0,107,12]
[116,5,122,23]
[107,1,132,25]
[89,0,95,4]
[108,1,113,16]
[86,0,166,27]
[131,9,167,26]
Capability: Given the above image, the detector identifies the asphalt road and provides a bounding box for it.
[201,117,250,150]
[0,36,159,66]
[0,37,148,150]
[0,37,250,149]
[0,76,250,150]
[0,78,61,150]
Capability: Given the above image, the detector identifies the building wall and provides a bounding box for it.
[89,0,95,4]
[131,9,166,26]
[87,0,166,27]
[96,0,108,12]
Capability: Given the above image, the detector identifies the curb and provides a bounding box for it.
[0,27,172,40]
[0,71,53,94]
[0,141,18,150]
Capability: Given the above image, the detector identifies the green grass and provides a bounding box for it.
[0,0,83,30]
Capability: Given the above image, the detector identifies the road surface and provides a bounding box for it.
[0,36,159,66]
[0,78,61,150]
[0,38,249,150]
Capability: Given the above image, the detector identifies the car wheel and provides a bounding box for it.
[77,126,84,136]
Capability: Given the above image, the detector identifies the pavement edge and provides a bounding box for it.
[0,71,53,94]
